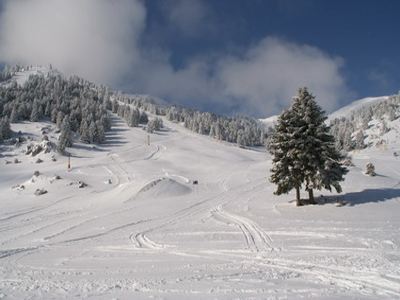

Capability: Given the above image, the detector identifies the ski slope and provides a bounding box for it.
[1,113,400,299]
[329,96,390,120]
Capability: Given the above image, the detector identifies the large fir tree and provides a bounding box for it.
[269,108,304,205]
[269,87,348,205]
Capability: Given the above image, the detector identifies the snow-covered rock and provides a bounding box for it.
[26,140,55,156]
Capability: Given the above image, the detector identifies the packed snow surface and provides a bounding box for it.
[1,114,400,299]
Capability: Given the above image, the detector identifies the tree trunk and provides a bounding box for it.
[308,188,316,204]
[295,186,302,206]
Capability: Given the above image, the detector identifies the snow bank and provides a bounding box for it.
[135,178,191,199]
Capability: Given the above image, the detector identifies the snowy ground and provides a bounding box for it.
[1,114,400,299]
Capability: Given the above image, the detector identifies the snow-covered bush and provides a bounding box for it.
[365,163,376,176]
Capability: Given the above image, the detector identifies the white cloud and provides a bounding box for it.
[217,37,349,115]
[131,37,350,116]
[0,1,350,117]
[0,0,145,84]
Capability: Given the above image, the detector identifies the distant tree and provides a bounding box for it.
[51,107,58,123]
[57,118,72,153]
[111,99,119,113]
[95,120,105,143]
[0,117,11,142]
[269,87,348,205]
[30,98,42,122]
[56,111,64,128]
[10,106,18,123]
[80,120,90,143]
[88,120,98,143]
[354,130,366,149]
[147,117,163,133]
[139,111,148,124]
[44,100,52,117]
[128,108,140,127]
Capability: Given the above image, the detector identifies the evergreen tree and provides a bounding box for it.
[0,117,11,141]
[51,107,58,123]
[95,120,105,143]
[56,111,64,128]
[128,108,140,127]
[10,106,18,123]
[58,118,72,153]
[269,108,304,205]
[80,120,90,143]
[139,111,148,124]
[44,101,52,117]
[30,98,42,122]
[269,87,348,205]
[147,117,163,133]
[88,121,98,143]
[354,130,366,149]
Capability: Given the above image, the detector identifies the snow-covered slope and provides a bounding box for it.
[259,115,278,130]
[1,66,53,87]
[260,96,390,127]
[328,93,400,151]
[1,109,400,299]
[329,96,390,120]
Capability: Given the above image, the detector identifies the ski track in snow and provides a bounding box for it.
[211,205,274,253]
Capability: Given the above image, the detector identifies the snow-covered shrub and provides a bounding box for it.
[365,163,376,176]
[34,188,47,196]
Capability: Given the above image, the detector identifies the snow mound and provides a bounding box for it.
[23,174,61,187]
[12,174,62,194]
[135,178,191,199]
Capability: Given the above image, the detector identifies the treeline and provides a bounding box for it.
[1,65,265,148]
[112,94,265,146]
[0,65,24,82]
[330,93,400,151]
[0,73,111,146]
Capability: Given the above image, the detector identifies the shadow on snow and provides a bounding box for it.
[320,188,400,206]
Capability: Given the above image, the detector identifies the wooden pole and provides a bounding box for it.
[68,154,71,170]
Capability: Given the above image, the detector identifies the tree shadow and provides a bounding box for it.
[72,143,108,152]
[101,117,129,147]
[319,188,400,206]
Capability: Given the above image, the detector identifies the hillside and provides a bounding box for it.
[0,69,400,299]
[329,93,400,152]
[328,96,390,120]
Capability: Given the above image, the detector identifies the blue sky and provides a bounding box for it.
[144,0,400,99]
[0,0,399,117]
